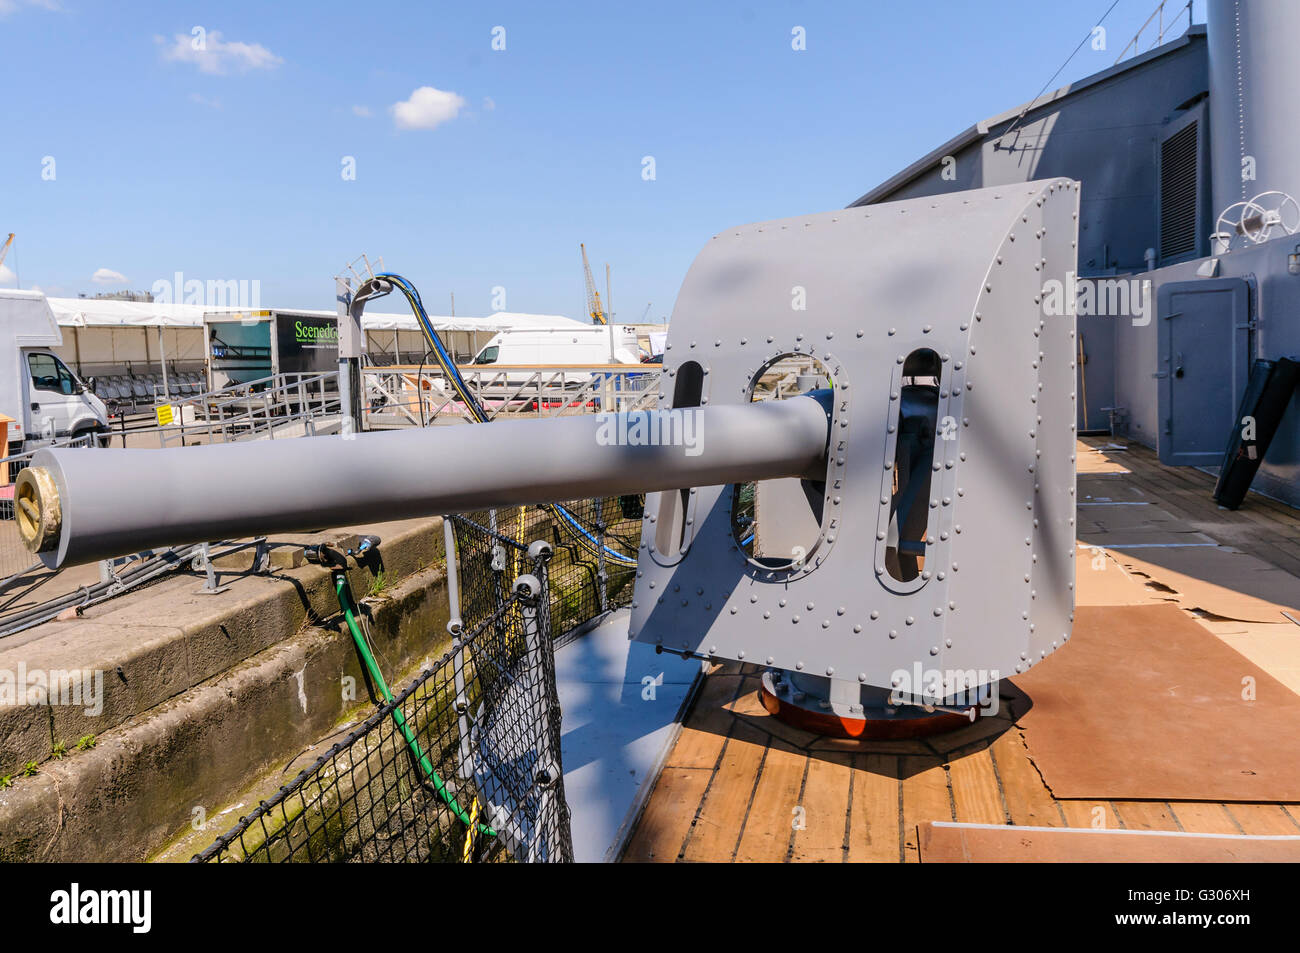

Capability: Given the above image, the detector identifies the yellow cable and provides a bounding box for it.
[462,796,480,862]
[511,505,526,578]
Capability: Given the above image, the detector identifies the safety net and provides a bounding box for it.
[194,547,572,863]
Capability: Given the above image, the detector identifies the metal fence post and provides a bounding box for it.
[595,498,609,613]
[443,515,462,635]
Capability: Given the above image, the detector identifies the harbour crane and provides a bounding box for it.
[579,243,607,325]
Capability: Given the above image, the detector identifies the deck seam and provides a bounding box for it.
[896,763,905,864]
[841,758,855,863]
[731,743,771,861]
[985,735,1014,826]
[1280,805,1300,832]
[786,753,812,862]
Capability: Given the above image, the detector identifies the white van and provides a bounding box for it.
[471,325,640,373]
[1,289,109,454]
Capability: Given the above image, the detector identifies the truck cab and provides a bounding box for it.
[1,289,109,454]
[22,350,108,447]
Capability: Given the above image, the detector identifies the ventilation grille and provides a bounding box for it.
[1160,121,1199,260]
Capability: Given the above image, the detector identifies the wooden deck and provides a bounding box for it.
[621,439,1300,862]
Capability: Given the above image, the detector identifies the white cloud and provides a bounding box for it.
[157,30,283,75]
[352,105,372,118]
[189,92,223,110]
[91,267,128,285]
[0,263,15,286]
[391,86,466,131]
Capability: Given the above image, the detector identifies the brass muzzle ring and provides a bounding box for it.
[14,466,61,554]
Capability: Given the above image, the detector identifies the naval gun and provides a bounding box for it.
[14,180,1080,737]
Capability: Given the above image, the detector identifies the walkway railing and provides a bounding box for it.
[108,371,342,448]
[363,364,659,427]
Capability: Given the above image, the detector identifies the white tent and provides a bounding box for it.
[45,299,587,333]
[46,297,242,328]
[357,311,591,365]
[357,311,588,333]
[39,295,592,373]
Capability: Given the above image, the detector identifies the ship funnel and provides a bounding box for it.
[1207,0,1300,227]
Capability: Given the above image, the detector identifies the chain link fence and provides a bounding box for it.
[194,499,642,863]
[195,550,572,863]
[450,499,640,642]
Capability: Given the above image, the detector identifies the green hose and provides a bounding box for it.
[335,574,496,838]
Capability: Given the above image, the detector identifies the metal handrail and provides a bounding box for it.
[143,371,341,447]
[362,364,660,427]
[1113,0,1193,66]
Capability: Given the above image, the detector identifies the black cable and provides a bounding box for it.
[997,0,1124,148]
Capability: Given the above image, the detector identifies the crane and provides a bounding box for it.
[0,233,14,272]
[579,243,607,325]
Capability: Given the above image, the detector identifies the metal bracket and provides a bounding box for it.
[193,542,230,595]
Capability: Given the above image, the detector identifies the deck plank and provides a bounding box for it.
[1167,802,1241,835]
[1111,801,1181,831]
[947,748,1006,825]
[734,740,807,862]
[679,722,767,862]
[1226,803,1300,836]
[790,752,852,863]
[666,674,741,771]
[989,730,1063,827]
[621,767,712,862]
[901,755,953,863]
[847,754,901,863]
[1054,800,1117,829]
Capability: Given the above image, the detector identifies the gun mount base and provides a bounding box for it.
[759,669,984,740]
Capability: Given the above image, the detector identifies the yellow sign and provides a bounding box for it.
[155,404,175,426]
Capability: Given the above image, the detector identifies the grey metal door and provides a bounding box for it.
[1157,278,1251,466]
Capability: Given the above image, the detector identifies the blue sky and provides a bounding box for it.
[0,0,1205,320]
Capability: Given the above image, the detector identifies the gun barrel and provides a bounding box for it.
[16,396,830,568]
